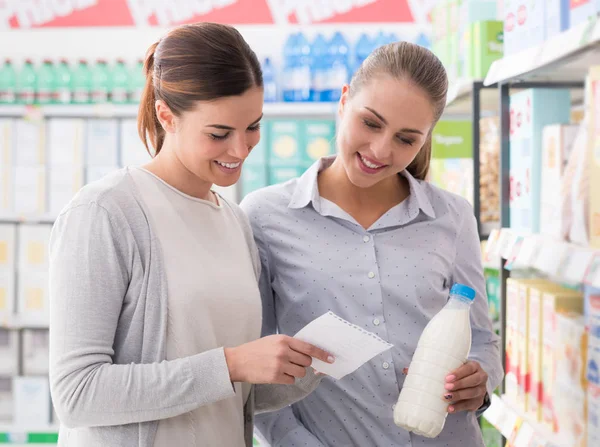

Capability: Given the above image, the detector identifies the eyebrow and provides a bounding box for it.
[206,113,263,131]
[364,107,424,135]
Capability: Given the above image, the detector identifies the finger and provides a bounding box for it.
[447,397,482,413]
[443,386,485,403]
[279,374,295,385]
[284,363,307,379]
[445,371,486,391]
[288,350,313,368]
[447,361,479,382]
[290,339,335,364]
[402,367,409,375]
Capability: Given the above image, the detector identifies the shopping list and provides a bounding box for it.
[294,312,393,380]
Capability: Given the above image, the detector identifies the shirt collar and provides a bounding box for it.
[288,156,436,219]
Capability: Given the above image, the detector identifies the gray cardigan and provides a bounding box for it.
[48,169,320,446]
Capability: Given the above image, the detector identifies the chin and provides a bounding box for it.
[212,175,241,188]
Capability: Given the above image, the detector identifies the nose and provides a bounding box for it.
[370,135,393,162]
[231,134,250,160]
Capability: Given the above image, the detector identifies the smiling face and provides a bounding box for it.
[336,75,436,189]
[155,86,264,188]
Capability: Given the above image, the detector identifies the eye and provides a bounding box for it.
[209,132,230,141]
[362,119,380,129]
[397,136,414,146]
[248,123,261,132]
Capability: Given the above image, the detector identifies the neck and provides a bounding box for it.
[143,138,214,202]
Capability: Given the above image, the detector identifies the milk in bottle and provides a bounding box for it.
[393,283,475,438]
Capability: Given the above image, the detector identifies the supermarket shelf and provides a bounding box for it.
[483,395,572,447]
[0,102,338,119]
[0,425,58,445]
[444,78,499,115]
[485,16,600,85]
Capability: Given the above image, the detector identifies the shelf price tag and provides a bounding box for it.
[484,229,501,259]
[496,228,514,260]
[513,235,542,269]
[504,236,524,271]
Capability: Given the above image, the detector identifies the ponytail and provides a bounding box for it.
[137,41,165,156]
[406,133,432,181]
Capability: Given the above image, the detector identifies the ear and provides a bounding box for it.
[155,100,177,134]
[338,84,350,118]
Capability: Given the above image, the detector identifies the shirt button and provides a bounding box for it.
[363,235,370,242]
[373,318,381,326]
[368,271,375,279]
[382,362,390,370]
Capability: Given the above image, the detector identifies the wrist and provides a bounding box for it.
[224,347,241,383]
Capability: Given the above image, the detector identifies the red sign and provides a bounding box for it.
[1,0,420,28]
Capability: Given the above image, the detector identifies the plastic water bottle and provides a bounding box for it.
[128,59,145,103]
[72,60,91,104]
[310,33,328,102]
[373,31,388,50]
[111,59,129,104]
[91,60,110,103]
[282,33,298,102]
[394,283,476,438]
[37,59,55,104]
[17,60,37,105]
[325,32,349,102]
[295,32,311,102]
[416,33,432,50]
[262,57,277,103]
[387,32,399,44]
[0,59,17,104]
[54,59,72,104]
[354,33,373,72]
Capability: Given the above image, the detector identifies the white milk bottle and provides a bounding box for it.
[393,283,475,438]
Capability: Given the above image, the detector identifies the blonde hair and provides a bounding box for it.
[349,42,448,180]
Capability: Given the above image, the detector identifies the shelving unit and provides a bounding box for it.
[0,426,59,445]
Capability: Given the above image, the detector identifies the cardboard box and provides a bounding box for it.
[588,291,600,447]
[503,0,521,56]
[268,120,302,166]
[0,378,12,422]
[13,166,46,216]
[302,120,336,164]
[47,118,85,167]
[469,21,504,79]
[570,0,600,28]
[540,124,579,238]
[505,278,521,403]
[241,163,268,197]
[48,166,84,216]
[0,224,16,271]
[86,119,119,166]
[18,224,52,272]
[14,119,45,166]
[0,329,18,376]
[22,329,49,376]
[553,380,587,446]
[0,270,15,322]
[542,289,584,431]
[458,1,498,77]
[546,0,571,39]
[13,376,51,426]
[589,66,600,248]
[509,89,571,234]
[120,119,152,167]
[17,271,49,325]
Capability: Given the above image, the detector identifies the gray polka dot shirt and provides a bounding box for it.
[240,156,503,447]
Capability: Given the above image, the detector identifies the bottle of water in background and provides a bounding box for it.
[0,59,17,104]
[373,31,388,50]
[37,59,55,104]
[416,33,432,50]
[111,59,129,104]
[54,59,72,104]
[17,59,37,105]
[325,32,349,102]
[295,32,312,102]
[262,57,278,103]
[91,60,110,104]
[72,59,91,104]
[310,34,328,102]
[128,59,145,104]
[282,33,297,102]
[387,32,399,44]
[355,33,374,73]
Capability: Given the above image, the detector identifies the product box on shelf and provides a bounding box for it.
[552,378,587,446]
[14,119,45,166]
[457,1,498,77]
[546,0,571,39]
[48,166,84,216]
[302,120,336,164]
[13,166,46,216]
[505,277,522,404]
[22,329,49,376]
[86,119,119,167]
[268,119,302,166]
[47,119,85,167]
[542,289,584,431]
[241,164,268,198]
[120,119,152,167]
[0,329,18,376]
[269,164,308,186]
[564,121,590,245]
[0,378,12,422]
[588,288,600,447]
[589,66,600,249]
[13,376,51,426]
[586,286,600,329]
[540,124,579,238]
[430,120,473,204]
[509,89,571,234]
[17,271,49,325]
[485,268,500,323]
[467,21,504,79]
[0,223,16,271]
[0,270,15,323]
[0,165,12,214]
[570,0,600,28]
[0,119,13,167]
[17,224,51,272]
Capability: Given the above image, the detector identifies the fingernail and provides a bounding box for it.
[445,383,454,390]
[446,375,456,382]
[327,356,335,364]
[444,394,453,401]
[448,406,455,413]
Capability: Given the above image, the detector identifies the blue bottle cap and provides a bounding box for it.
[450,283,476,301]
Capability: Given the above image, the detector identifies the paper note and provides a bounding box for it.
[294,312,393,380]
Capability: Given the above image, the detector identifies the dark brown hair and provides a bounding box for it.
[138,23,263,155]
[350,42,448,180]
